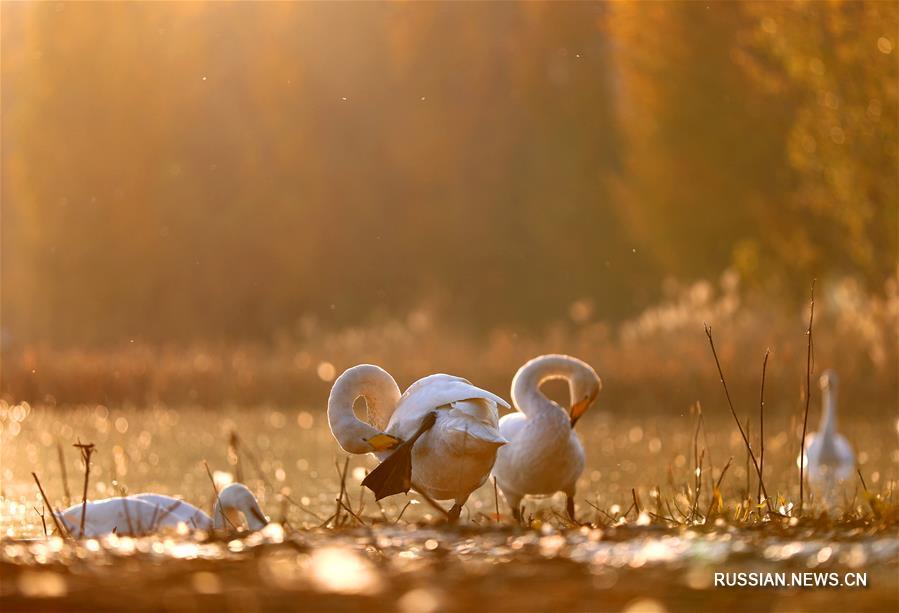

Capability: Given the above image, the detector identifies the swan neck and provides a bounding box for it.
[212,496,266,531]
[511,356,575,419]
[820,387,837,435]
[327,365,402,453]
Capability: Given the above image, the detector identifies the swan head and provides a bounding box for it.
[214,483,268,531]
[568,363,602,426]
[819,369,838,393]
[328,364,404,454]
[335,421,403,454]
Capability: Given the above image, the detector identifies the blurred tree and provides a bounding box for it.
[740,0,898,287]
[607,1,797,285]
[1,1,895,347]
[608,0,897,295]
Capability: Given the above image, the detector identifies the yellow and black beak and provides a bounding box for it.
[365,433,403,452]
[569,394,596,428]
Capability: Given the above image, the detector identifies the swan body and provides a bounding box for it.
[131,494,214,529]
[799,370,855,506]
[55,483,267,537]
[493,355,601,521]
[328,365,509,518]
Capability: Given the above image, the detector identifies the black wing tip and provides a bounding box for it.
[361,446,413,501]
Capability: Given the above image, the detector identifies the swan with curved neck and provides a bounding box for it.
[55,483,268,537]
[799,370,855,506]
[328,364,510,521]
[327,365,404,454]
[492,354,601,521]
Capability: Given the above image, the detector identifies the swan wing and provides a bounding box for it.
[829,434,856,480]
[498,411,528,442]
[133,493,213,528]
[833,434,855,463]
[395,374,509,417]
[59,498,165,537]
[443,400,508,445]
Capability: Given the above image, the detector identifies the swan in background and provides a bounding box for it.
[799,370,855,506]
[493,355,601,522]
[54,483,267,537]
[328,364,509,521]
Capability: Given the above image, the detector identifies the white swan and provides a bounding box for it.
[328,364,509,521]
[492,354,601,521]
[54,483,267,537]
[798,370,855,506]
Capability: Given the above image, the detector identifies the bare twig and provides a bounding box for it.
[703,324,772,511]
[551,510,578,528]
[118,486,135,536]
[318,512,337,528]
[148,504,161,533]
[279,496,290,529]
[704,456,734,521]
[333,457,349,527]
[393,501,412,524]
[204,460,237,531]
[758,349,769,504]
[696,404,716,500]
[356,483,365,516]
[632,488,642,515]
[857,469,880,519]
[338,499,366,526]
[410,482,451,519]
[648,511,678,524]
[32,472,67,538]
[799,279,816,514]
[34,505,48,538]
[692,406,702,489]
[228,430,244,483]
[583,498,614,525]
[375,499,390,522]
[666,497,682,524]
[744,417,751,500]
[73,440,96,537]
[690,449,705,522]
[56,442,71,507]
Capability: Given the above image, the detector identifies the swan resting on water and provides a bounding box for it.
[54,483,267,537]
[798,370,856,507]
[328,364,509,521]
[492,354,601,522]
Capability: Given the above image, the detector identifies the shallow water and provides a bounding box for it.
[1,524,897,612]
[1,404,896,611]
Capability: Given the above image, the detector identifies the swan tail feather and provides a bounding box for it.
[362,446,413,501]
[362,411,438,501]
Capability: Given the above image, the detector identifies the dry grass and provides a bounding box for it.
[2,393,897,611]
[2,274,897,411]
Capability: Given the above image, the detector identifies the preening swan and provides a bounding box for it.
[492,355,601,521]
[328,364,509,520]
[55,483,267,537]
[798,370,855,506]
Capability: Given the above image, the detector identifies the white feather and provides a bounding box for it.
[329,367,510,506]
[492,355,600,515]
